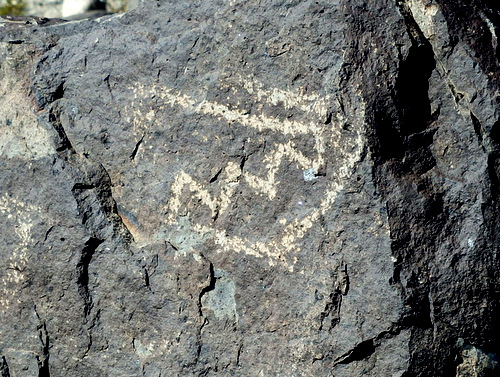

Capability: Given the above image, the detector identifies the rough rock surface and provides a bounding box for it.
[0,1,499,376]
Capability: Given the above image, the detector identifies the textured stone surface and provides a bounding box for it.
[0,1,499,376]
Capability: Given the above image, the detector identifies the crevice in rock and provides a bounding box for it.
[72,183,95,191]
[330,325,402,367]
[319,292,342,331]
[48,105,75,153]
[485,118,500,236]
[470,111,485,147]
[52,81,65,102]
[142,254,158,293]
[198,262,216,317]
[193,261,216,368]
[335,339,375,365]
[82,308,100,359]
[103,74,114,98]
[480,143,500,356]
[143,268,152,292]
[43,226,54,242]
[192,315,209,368]
[239,154,247,171]
[69,161,133,243]
[35,321,50,377]
[343,1,455,374]
[319,263,349,331]
[487,153,500,201]
[396,39,437,176]
[0,356,11,377]
[369,35,437,176]
[489,119,500,145]
[196,366,212,377]
[209,167,223,184]
[236,344,243,367]
[130,134,144,161]
[324,111,333,125]
[395,45,435,137]
[77,237,103,318]
[32,72,65,109]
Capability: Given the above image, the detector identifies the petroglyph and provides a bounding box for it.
[245,141,318,200]
[124,80,364,270]
[167,162,242,223]
[0,193,40,311]
[231,74,332,120]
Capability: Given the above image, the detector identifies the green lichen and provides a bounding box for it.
[0,0,26,16]
[106,0,128,13]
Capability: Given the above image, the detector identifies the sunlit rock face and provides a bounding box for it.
[1,1,499,376]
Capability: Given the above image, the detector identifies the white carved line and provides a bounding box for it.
[126,82,364,269]
[0,194,40,310]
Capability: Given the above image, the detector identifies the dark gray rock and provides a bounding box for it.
[1,1,499,376]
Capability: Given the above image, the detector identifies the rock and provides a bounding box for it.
[0,0,499,376]
[456,342,499,377]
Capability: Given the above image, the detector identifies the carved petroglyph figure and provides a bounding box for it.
[0,194,40,311]
[123,78,364,270]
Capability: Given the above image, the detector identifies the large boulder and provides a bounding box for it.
[0,0,499,376]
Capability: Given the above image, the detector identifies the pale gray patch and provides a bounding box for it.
[201,269,238,322]
[303,168,317,182]
[162,216,209,256]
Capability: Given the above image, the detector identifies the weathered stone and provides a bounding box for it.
[0,0,499,376]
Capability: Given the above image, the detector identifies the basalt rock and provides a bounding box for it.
[0,1,499,376]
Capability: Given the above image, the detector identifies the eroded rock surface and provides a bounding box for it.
[1,1,499,376]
